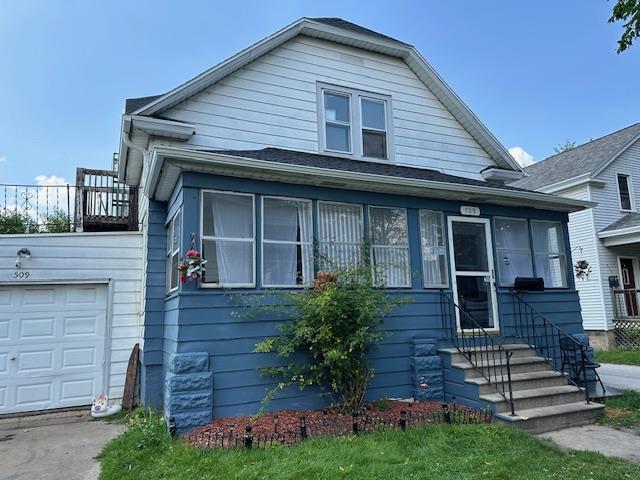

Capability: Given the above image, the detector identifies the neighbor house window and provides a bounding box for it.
[318,201,364,270]
[531,220,567,288]
[419,210,448,288]
[262,197,313,287]
[494,217,533,286]
[319,84,392,160]
[617,174,634,211]
[166,210,181,293]
[369,206,411,287]
[201,190,255,287]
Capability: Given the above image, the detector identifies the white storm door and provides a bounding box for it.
[447,216,500,332]
[0,284,107,414]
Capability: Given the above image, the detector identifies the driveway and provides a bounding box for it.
[0,418,123,480]
[599,363,640,395]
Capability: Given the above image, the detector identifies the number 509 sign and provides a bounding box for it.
[13,271,30,279]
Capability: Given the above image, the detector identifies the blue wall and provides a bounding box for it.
[144,172,584,421]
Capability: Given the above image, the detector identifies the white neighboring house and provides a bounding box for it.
[512,123,640,349]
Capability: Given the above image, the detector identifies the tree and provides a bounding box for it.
[43,208,71,233]
[554,140,577,154]
[609,0,640,53]
[0,210,38,234]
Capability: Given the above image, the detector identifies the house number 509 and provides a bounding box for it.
[13,271,30,279]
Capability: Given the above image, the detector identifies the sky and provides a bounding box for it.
[0,0,638,186]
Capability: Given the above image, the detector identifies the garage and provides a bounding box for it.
[0,283,108,414]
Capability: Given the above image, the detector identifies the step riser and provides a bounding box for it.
[477,376,567,395]
[493,391,586,413]
[448,349,537,363]
[500,406,604,434]
[464,361,549,378]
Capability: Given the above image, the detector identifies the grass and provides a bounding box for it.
[598,390,640,428]
[595,349,640,366]
[98,409,640,480]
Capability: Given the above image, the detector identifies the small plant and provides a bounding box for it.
[42,208,70,233]
[374,397,392,412]
[253,243,410,414]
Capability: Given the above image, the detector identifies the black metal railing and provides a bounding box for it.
[440,291,515,416]
[0,183,73,233]
[511,293,591,402]
[612,289,640,320]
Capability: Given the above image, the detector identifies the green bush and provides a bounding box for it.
[43,208,71,233]
[253,246,410,413]
[0,209,39,234]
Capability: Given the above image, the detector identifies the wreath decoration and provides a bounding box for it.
[178,240,207,284]
[574,259,591,280]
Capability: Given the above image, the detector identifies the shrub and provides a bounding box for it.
[43,208,70,233]
[0,209,38,234]
[253,245,410,413]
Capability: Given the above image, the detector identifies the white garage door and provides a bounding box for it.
[0,284,107,414]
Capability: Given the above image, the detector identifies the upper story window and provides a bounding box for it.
[617,173,635,211]
[319,84,392,161]
[494,217,533,286]
[166,209,181,293]
[369,206,411,287]
[531,220,567,288]
[201,190,255,287]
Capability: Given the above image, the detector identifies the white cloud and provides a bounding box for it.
[35,174,67,186]
[0,156,6,164]
[508,146,536,167]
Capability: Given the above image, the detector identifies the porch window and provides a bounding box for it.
[617,174,634,211]
[531,220,567,288]
[201,190,255,287]
[369,206,411,287]
[494,217,533,286]
[261,197,313,287]
[419,210,448,288]
[318,201,364,270]
[166,209,181,293]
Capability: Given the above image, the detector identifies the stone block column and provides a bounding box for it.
[164,352,213,434]
[411,338,444,402]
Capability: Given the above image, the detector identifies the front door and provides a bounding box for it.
[620,258,639,317]
[448,216,499,332]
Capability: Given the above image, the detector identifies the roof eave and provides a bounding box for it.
[145,146,592,213]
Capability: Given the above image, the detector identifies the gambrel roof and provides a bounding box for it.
[512,123,640,192]
[120,17,522,178]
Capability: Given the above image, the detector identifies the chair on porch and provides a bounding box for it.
[559,337,606,397]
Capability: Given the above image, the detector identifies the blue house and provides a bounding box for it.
[117,18,602,434]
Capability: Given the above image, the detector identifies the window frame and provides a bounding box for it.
[261,195,314,288]
[199,189,256,288]
[418,209,449,289]
[492,216,534,287]
[317,83,394,162]
[322,90,353,155]
[368,205,412,288]
[530,219,568,289]
[317,200,365,270]
[166,209,181,294]
[616,173,635,212]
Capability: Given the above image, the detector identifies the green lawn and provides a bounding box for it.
[595,348,640,365]
[598,390,640,428]
[98,409,640,480]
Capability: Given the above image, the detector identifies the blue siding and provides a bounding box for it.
[141,172,586,420]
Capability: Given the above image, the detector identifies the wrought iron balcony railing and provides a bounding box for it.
[612,288,640,320]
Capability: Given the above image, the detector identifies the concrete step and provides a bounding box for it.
[481,385,586,413]
[495,401,605,434]
[467,370,568,395]
[439,344,537,364]
[452,356,551,378]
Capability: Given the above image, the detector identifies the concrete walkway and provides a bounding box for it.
[540,424,640,463]
[599,363,640,395]
[0,419,123,480]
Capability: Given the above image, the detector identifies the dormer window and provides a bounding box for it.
[319,84,393,161]
[617,173,635,211]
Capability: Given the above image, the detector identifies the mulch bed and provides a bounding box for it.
[184,400,490,448]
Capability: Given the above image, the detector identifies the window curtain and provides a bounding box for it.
[318,203,363,271]
[420,210,447,287]
[369,207,410,287]
[204,193,253,285]
[532,221,567,288]
[494,218,533,285]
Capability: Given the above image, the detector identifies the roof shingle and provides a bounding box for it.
[600,212,640,233]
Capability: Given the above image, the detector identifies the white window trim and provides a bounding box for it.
[419,209,449,289]
[166,210,181,294]
[200,189,256,288]
[530,219,568,289]
[493,216,534,287]
[317,200,365,267]
[616,172,636,212]
[261,195,314,288]
[317,82,395,162]
[368,205,411,288]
